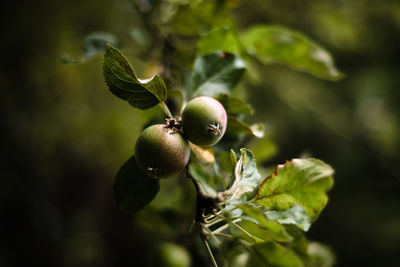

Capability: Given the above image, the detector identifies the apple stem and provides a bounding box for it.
[159,101,172,117]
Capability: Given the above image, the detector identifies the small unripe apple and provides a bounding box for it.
[134,124,190,178]
[181,96,227,147]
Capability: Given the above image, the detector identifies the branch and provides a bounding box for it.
[186,166,218,224]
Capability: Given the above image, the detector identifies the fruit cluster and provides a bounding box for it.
[135,96,227,178]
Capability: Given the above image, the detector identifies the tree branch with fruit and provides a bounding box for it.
[103,36,339,265]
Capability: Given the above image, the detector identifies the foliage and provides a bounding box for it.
[4,0,400,266]
[113,156,160,213]
[103,44,167,109]
[102,6,339,261]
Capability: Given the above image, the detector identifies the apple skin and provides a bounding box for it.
[134,124,190,178]
[182,96,227,147]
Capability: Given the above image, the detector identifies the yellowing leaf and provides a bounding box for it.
[189,142,215,163]
[255,158,334,221]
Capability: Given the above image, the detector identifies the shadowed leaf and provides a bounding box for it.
[216,94,253,116]
[237,203,292,242]
[103,44,167,109]
[188,159,218,198]
[227,117,264,138]
[249,241,304,267]
[113,156,160,213]
[190,52,246,97]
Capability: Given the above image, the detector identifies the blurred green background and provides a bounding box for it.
[1,0,400,266]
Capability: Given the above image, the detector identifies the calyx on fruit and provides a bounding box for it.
[181,96,227,147]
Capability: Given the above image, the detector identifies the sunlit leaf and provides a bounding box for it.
[266,205,312,231]
[225,149,262,203]
[250,123,265,138]
[242,25,343,81]
[103,44,167,109]
[228,219,270,244]
[215,94,253,116]
[113,156,160,213]
[189,52,246,97]
[255,158,334,221]
[230,149,239,165]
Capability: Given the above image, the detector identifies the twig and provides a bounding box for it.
[205,217,223,227]
[202,224,221,245]
[230,220,259,243]
[213,232,235,240]
[213,218,241,234]
[202,237,218,267]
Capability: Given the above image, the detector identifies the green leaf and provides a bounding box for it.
[113,156,160,213]
[227,117,264,138]
[242,25,343,81]
[266,205,312,231]
[228,219,271,244]
[238,203,292,242]
[198,27,241,55]
[255,158,334,221]
[284,225,309,255]
[249,241,304,267]
[188,159,218,198]
[103,44,167,109]
[189,52,246,97]
[215,151,234,176]
[168,2,231,36]
[215,94,253,116]
[230,149,238,166]
[225,149,262,203]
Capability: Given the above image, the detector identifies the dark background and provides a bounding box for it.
[1,0,400,266]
